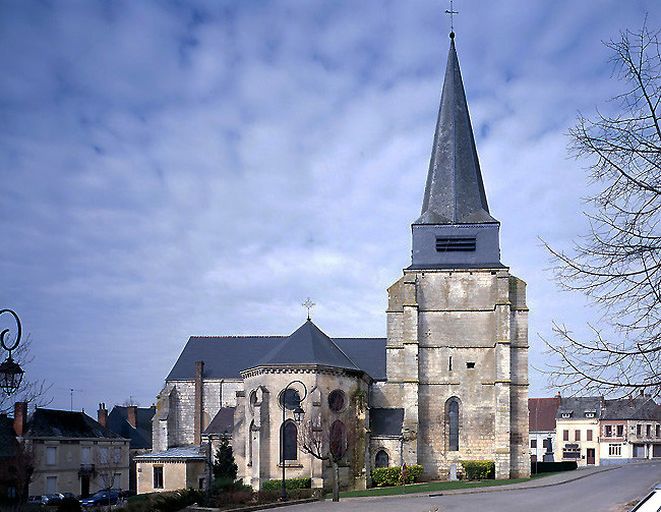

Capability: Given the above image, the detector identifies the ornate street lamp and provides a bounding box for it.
[281,380,307,501]
[0,309,25,395]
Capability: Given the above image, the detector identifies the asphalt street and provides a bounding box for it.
[268,461,661,512]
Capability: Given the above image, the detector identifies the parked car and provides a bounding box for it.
[27,496,43,506]
[41,494,64,505]
[79,490,120,508]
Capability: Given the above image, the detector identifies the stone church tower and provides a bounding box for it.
[371,33,530,480]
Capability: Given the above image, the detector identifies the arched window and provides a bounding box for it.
[329,420,347,459]
[447,397,459,451]
[282,421,298,461]
[374,450,389,468]
[248,420,255,466]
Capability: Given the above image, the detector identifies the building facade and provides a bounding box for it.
[12,404,130,497]
[528,396,560,463]
[599,397,661,465]
[554,397,601,466]
[146,31,530,493]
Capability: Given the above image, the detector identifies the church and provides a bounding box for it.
[143,31,530,493]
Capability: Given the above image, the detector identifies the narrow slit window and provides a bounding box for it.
[436,237,476,252]
[448,356,453,372]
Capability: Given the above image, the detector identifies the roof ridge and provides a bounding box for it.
[189,335,288,339]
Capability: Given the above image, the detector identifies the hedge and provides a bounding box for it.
[371,465,423,486]
[125,489,205,512]
[461,460,495,480]
[261,477,311,491]
[531,461,577,474]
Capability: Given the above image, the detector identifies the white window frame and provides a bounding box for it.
[46,446,57,466]
[608,444,622,457]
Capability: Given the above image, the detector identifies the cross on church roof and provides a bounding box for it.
[302,297,315,321]
[445,0,458,37]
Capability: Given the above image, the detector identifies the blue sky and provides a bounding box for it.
[1,0,658,413]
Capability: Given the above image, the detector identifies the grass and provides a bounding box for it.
[338,472,562,498]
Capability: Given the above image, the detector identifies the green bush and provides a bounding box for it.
[371,464,424,486]
[461,460,495,480]
[261,477,311,491]
[531,461,577,474]
[125,489,205,512]
[57,497,81,512]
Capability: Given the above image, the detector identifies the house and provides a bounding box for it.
[554,397,601,466]
[146,27,530,493]
[599,397,661,465]
[13,403,130,497]
[104,404,156,492]
[529,396,561,463]
[134,445,209,494]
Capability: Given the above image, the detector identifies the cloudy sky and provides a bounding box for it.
[1,0,658,414]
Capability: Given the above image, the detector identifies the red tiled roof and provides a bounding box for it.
[529,397,561,431]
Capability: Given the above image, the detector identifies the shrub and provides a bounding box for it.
[261,477,311,491]
[531,461,577,474]
[125,489,205,512]
[57,497,81,512]
[461,460,495,480]
[371,464,424,486]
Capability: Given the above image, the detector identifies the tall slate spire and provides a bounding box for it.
[410,34,502,269]
[416,35,496,225]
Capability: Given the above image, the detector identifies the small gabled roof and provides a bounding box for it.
[602,398,660,421]
[250,320,361,373]
[203,407,235,436]
[107,406,155,450]
[135,445,206,461]
[416,35,496,226]
[26,409,123,440]
[529,397,560,431]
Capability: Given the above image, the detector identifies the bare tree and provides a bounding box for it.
[94,443,126,491]
[298,418,349,502]
[543,22,660,398]
[0,335,52,415]
[0,440,34,512]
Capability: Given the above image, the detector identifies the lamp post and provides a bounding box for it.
[281,380,307,501]
[0,309,25,396]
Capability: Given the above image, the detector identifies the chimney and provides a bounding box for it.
[555,391,561,398]
[194,360,204,445]
[127,405,138,429]
[13,402,27,437]
[97,403,107,428]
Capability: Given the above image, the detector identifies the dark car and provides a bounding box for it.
[79,490,120,508]
[41,494,64,505]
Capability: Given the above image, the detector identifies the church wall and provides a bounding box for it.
[153,379,244,451]
[384,268,529,480]
[239,368,369,491]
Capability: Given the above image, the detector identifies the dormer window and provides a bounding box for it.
[585,411,596,418]
[436,237,476,252]
[560,411,572,419]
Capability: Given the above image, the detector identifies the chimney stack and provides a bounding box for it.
[13,402,27,437]
[97,403,107,428]
[127,405,138,429]
[194,360,204,445]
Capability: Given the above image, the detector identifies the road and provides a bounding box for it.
[271,461,661,512]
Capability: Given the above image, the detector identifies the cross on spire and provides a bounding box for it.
[302,297,316,321]
[445,0,458,36]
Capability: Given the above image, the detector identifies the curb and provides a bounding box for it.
[428,465,619,497]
